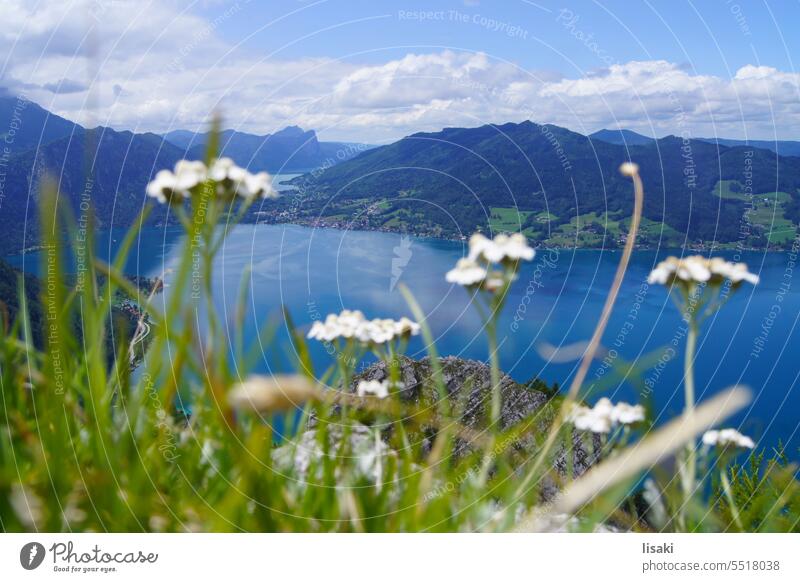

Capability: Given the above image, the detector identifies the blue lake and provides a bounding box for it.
[9,224,800,455]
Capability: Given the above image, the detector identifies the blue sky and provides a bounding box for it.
[204,0,799,78]
[3,0,799,141]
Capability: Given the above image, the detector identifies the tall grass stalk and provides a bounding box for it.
[512,163,644,503]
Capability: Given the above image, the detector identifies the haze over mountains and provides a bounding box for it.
[1,94,799,255]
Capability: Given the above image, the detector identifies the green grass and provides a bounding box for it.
[710,180,797,245]
[488,206,534,232]
[713,180,792,204]
[714,179,749,200]
[536,211,626,247]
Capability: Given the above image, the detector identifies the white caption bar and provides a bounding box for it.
[1,533,798,580]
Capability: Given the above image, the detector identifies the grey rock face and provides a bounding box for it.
[310,356,600,492]
[353,355,549,431]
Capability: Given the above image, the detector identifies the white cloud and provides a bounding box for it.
[2,1,799,142]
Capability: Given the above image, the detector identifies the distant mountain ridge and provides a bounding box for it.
[1,93,799,254]
[0,92,79,155]
[0,95,184,254]
[591,127,800,157]
[0,95,371,254]
[292,121,800,248]
[589,129,655,146]
[163,126,372,172]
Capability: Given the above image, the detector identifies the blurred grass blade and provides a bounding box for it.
[516,385,752,532]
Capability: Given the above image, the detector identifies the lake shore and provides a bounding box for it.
[243,214,798,254]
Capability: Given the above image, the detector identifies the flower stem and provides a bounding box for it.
[680,316,698,530]
[721,470,744,530]
[478,313,502,485]
[487,317,501,430]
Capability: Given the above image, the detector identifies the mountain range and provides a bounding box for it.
[163,127,371,172]
[1,93,799,256]
[287,122,800,249]
[590,128,800,157]
[0,95,367,255]
[0,95,185,255]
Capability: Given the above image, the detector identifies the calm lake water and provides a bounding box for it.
[9,223,800,455]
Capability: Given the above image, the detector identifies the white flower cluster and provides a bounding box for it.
[146,160,206,204]
[567,397,645,434]
[146,157,278,204]
[307,310,420,345]
[356,380,390,399]
[647,256,759,286]
[468,233,535,263]
[702,428,755,449]
[207,157,277,200]
[445,258,487,286]
[446,232,534,288]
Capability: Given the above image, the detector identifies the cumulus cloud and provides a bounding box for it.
[2,1,799,142]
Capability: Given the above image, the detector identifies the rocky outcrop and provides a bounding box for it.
[308,356,600,491]
[353,355,549,431]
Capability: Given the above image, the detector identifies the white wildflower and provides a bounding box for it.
[647,256,759,286]
[307,310,365,342]
[307,310,420,345]
[468,233,534,263]
[146,157,279,204]
[610,401,646,424]
[210,157,277,199]
[568,403,612,434]
[395,316,421,337]
[174,159,207,184]
[208,157,235,182]
[445,258,488,286]
[356,319,396,344]
[702,428,755,449]
[146,160,206,204]
[567,397,645,434]
[448,232,533,290]
[306,320,339,342]
[356,379,390,399]
[707,258,760,284]
[242,171,278,199]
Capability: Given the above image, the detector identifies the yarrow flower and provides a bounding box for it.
[208,157,277,200]
[145,158,278,204]
[446,232,534,289]
[468,233,535,263]
[146,160,207,204]
[567,397,645,434]
[307,309,365,342]
[647,256,759,287]
[702,428,755,449]
[611,401,646,424]
[307,310,420,345]
[356,380,390,399]
[445,258,488,286]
